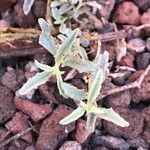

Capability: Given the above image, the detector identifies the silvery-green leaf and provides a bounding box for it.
[51,1,61,7]
[55,30,78,64]
[19,71,53,95]
[86,113,97,133]
[51,7,61,21]
[87,69,104,103]
[59,24,73,37]
[78,47,88,60]
[38,18,57,55]
[57,34,67,41]
[91,106,129,127]
[59,4,73,15]
[56,73,68,98]
[35,60,52,71]
[23,0,35,15]
[61,82,87,101]
[96,51,109,73]
[59,106,86,125]
[64,57,95,73]
[71,0,79,4]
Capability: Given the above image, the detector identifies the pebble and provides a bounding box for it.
[36,105,75,150]
[140,11,150,36]
[134,0,150,11]
[146,38,150,51]
[13,0,36,27]
[114,2,140,25]
[127,71,150,102]
[14,97,52,122]
[0,85,16,124]
[104,107,144,139]
[5,111,32,143]
[74,119,90,144]
[59,141,81,150]
[106,90,131,108]
[92,135,129,150]
[0,19,10,28]
[127,38,146,53]
[136,52,150,70]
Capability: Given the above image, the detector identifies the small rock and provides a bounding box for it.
[0,127,8,139]
[0,85,16,124]
[1,69,25,92]
[136,52,150,70]
[146,38,150,51]
[25,61,38,73]
[94,146,109,150]
[142,106,150,144]
[114,2,140,25]
[5,111,32,143]
[33,0,46,18]
[0,19,10,28]
[140,11,150,36]
[74,119,90,144]
[59,141,81,150]
[106,90,131,108]
[92,135,129,150]
[0,0,16,13]
[36,105,75,150]
[97,0,115,20]
[127,71,150,102]
[39,84,57,103]
[13,0,36,27]
[127,38,146,53]
[25,146,36,150]
[127,136,149,149]
[120,54,135,68]
[14,97,52,122]
[104,107,144,139]
[137,147,149,150]
[134,0,150,11]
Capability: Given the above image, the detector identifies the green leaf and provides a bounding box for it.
[61,82,87,101]
[19,70,53,95]
[55,30,78,64]
[35,60,52,71]
[87,68,104,103]
[86,113,97,133]
[59,106,86,125]
[59,23,73,37]
[91,106,129,127]
[23,0,35,15]
[64,57,95,73]
[38,18,57,55]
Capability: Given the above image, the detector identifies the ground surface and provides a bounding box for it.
[0,0,150,150]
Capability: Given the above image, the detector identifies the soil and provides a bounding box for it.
[0,0,150,150]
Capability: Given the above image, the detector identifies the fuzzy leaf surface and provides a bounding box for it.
[38,18,57,55]
[86,113,97,133]
[23,0,35,15]
[35,60,52,71]
[19,70,53,95]
[59,106,86,125]
[55,30,78,64]
[64,57,95,73]
[87,68,104,103]
[61,82,87,101]
[91,106,129,127]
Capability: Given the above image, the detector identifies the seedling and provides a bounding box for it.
[59,51,129,132]
[19,18,94,98]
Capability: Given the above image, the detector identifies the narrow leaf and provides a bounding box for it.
[59,106,86,125]
[38,18,57,55]
[64,57,95,73]
[19,71,53,95]
[23,0,35,15]
[35,60,52,71]
[86,113,97,133]
[87,69,104,103]
[62,82,87,101]
[91,106,129,127]
[55,30,78,64]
